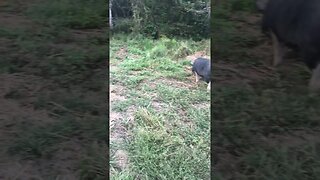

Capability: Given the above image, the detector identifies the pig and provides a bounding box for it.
[192,57,211,91]
[256,0,320,91]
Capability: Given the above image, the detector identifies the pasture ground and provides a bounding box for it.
[0,0,107,179]
[213,3,320,179]
[110,34,211,179]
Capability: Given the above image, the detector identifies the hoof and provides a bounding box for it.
[207,82,211,91]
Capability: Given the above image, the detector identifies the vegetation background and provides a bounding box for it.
[110,0,211,179]
[110,0,210,40]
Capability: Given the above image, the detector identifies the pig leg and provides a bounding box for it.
[309,63,320,92]
[271,32,285,66]
[195,72,200,83]
[207,81,211,91]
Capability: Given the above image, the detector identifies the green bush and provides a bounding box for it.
[113,18,135,33]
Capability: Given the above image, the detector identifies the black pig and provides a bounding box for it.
[192,58,211,91]
[256,0,320,91]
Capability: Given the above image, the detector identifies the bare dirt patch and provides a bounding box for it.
[0,12,36,29]
[186,51,210,64]
[0,73,54,129]
[113,149,129,170]
[151,77,197,89]
[115,47,128,61]
[0,75,56,178]
[110,67,132,172]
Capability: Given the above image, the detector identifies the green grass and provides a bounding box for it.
[26,0,107,29]
[8,112,106,158]
[36,46,107,84]
[129,107,209,179]
[79,142,107,180]
[110,34,210,179]
[241,144,320,180]
[0,0,107,178]
[213,1,320,179]
[8,115,81,159]
[0,27,107,86]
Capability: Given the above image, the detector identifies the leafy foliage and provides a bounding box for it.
[111,0,210,40]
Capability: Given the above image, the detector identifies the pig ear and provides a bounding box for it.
[256,0,269,11]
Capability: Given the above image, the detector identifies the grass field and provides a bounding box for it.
[213,1,320,179]
[3,0,319,179]
[0,0,107,179]
[110,34,211,179]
